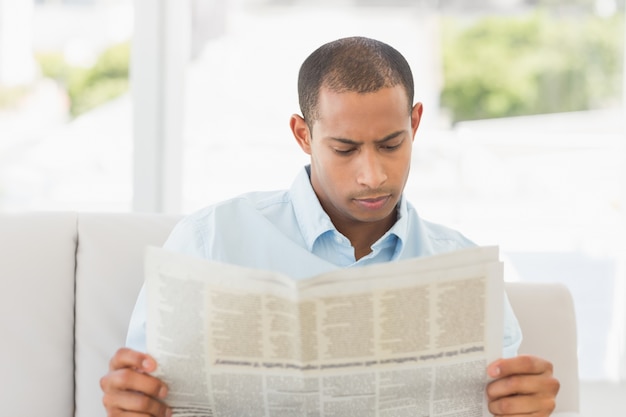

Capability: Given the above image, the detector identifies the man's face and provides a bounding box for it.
[291,85,422,234]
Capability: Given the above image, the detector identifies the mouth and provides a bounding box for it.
[353,195,391,211]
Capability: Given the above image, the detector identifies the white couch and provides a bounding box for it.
[0,212,581,417]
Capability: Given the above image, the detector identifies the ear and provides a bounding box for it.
[410,102,423,139]
[290,114,312,155]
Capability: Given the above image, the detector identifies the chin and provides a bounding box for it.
[354,210,395,224]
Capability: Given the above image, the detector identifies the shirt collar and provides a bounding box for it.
[289,166,336,250]
[289,165,409,254]
[371,194,407,258]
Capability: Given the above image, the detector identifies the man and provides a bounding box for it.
[101,36,559,417]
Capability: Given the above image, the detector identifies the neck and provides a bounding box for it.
[335,211,397,261]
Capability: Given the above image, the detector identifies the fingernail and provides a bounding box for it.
[166,407,173,417]
[142,359,152,370]
[489,366,501,377]
[159,386,168,399]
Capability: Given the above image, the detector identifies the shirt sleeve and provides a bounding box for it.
[502,290,523,358]
[125,284,148,352]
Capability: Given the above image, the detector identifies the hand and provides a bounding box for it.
[100,347,171,417]
[486,355,560,416]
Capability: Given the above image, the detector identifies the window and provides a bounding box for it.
[3,0,624,388]
[0,0,133,211]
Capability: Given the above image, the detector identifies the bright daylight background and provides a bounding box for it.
[1,0,625,414]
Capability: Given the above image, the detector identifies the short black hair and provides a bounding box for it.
[297,36,414,127]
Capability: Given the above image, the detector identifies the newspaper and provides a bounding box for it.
[145,245,504,417]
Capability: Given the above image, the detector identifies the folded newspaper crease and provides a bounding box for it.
[145,245,504,417]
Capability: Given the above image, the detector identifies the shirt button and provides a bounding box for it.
[334,235,343,244]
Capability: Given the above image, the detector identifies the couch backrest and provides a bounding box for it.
[74,213,180,417]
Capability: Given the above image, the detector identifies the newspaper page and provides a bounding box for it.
[145,245,504,417]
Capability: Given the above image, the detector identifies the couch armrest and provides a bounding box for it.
[505,282,580,415]
[0,212,78,417]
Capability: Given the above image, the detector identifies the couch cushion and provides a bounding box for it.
[74,213,180,417]
[0,212,78,417]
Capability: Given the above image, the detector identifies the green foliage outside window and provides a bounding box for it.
[26,12,625,124]
[0,85,30,109]
[36,42,130,117]
[440,12,624,124]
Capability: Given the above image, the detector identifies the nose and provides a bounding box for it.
[356,149,387,189]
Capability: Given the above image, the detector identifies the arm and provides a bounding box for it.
[486,355,560,416]
[100,348,171,417]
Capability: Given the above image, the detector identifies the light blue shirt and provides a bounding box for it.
[127,166,522,357]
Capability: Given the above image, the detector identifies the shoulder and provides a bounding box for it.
[191,190,291,225]
[404,203,476,255]
[422,218,475,248]
[164,190,291,253]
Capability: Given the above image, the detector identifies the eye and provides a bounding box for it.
[334,148,356,156]
[381,143,402,151]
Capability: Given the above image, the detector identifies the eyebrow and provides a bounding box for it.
[328,130,405,146]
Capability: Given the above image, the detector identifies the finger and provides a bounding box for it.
[488,355,553,379]
[486,369,559,417]
[487,372,554,399]
[101,368,168,400]
[109,347,158,373]
[102,388,171,417]
[488,392,539,416]
[488,391,556,416]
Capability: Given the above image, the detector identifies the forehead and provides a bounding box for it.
[314,86,411,132]
[318,84,409,111]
